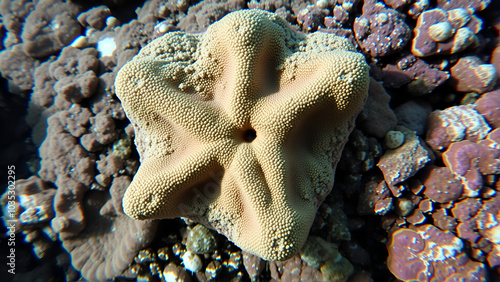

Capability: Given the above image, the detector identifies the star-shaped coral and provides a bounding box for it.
[115,9,369,261]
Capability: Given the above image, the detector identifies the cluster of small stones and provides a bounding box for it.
[127,221,255,281]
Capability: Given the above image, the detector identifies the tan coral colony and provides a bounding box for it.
[115,9,369,261]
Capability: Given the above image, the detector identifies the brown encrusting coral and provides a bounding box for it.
[21,0,83,58]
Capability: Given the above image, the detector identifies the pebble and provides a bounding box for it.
[384,130,405,149]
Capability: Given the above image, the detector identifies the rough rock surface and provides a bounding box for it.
[382,53,449,95]
[377,126,434,186]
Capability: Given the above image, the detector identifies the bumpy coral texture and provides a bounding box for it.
[115,9,369,261]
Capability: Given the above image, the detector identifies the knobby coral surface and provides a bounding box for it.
[115,9,369,261]
[387,224,486,281]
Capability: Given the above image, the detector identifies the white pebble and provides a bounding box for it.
[181,251,202,272]
[384,130,405,149]
[70,35,89,48]
[316,0,328,8]
[96,37,116,57]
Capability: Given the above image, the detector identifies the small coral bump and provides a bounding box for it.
[50,216,69,233]
[428,22,454,42]
[181,250,203,273]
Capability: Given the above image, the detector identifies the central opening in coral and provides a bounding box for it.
[243,128,257,142]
